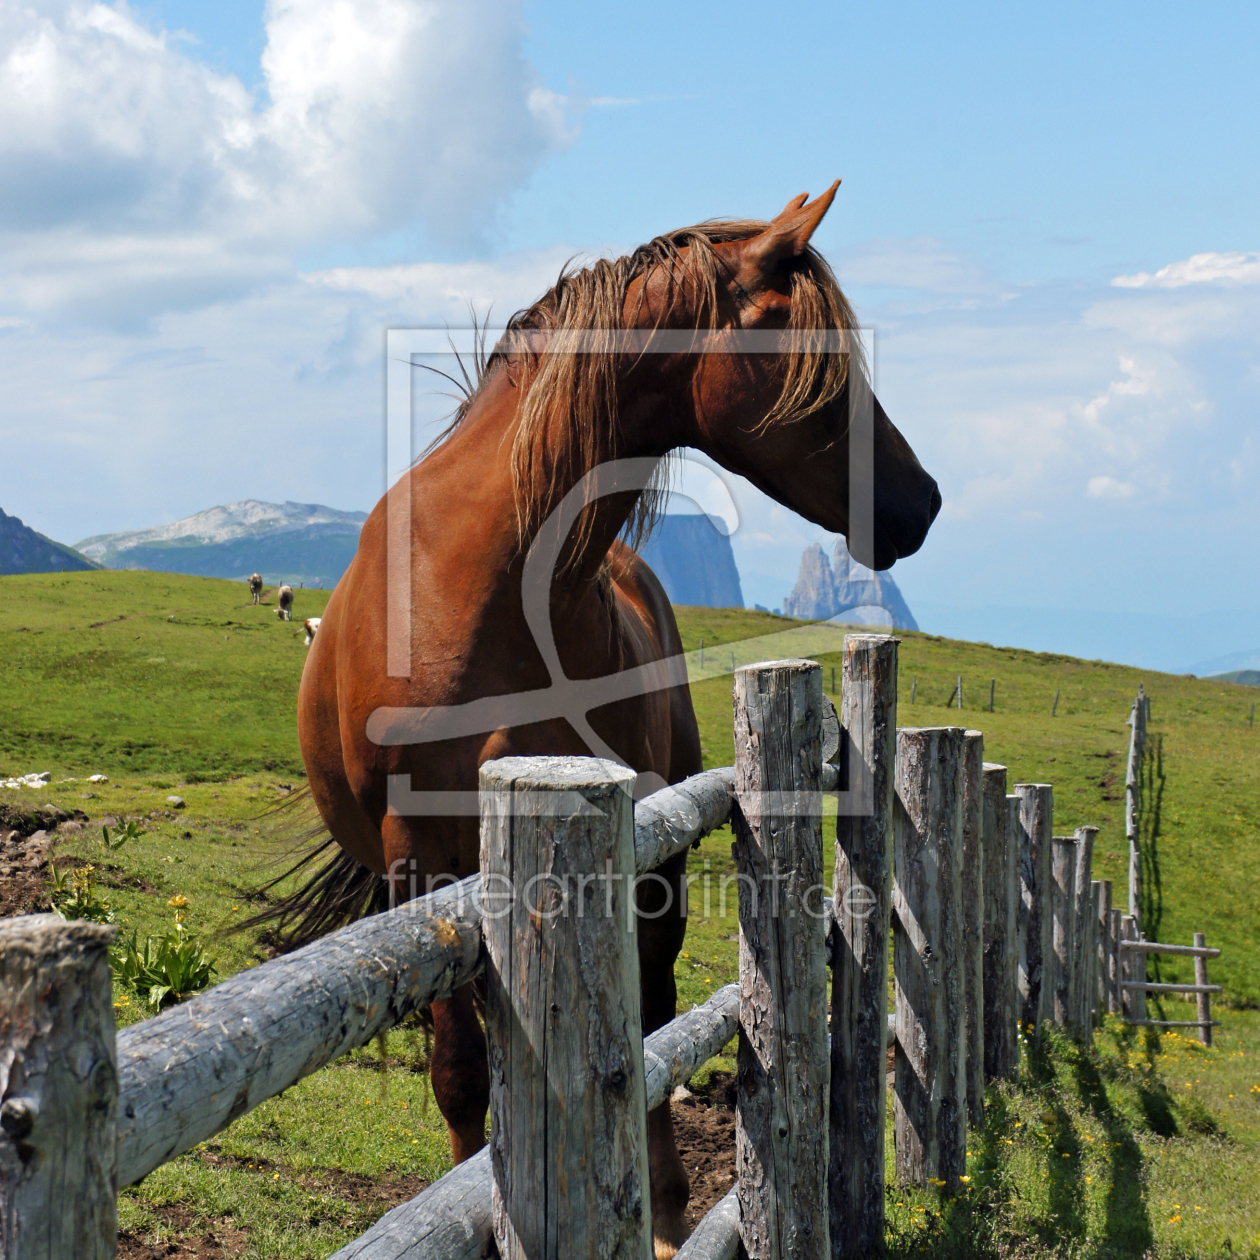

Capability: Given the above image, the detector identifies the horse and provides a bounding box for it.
[283,184,939,1256]
[249,573,263,604]
[276,585,293,621]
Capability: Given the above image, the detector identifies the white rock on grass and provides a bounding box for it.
[88,774,109,784]
[1,772,52,789]
[166,796,185,809]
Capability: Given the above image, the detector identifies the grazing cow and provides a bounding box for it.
[303,617,321,646]
[249,573,263,604]
[276,585,294,621]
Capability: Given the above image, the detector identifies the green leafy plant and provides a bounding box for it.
[50,863,115,924]
[102,820,144,852]
[112,900,217,1010]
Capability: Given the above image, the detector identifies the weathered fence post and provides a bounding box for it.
[480,756,652,1260]
[893,727,966,1193]
[1070,827,1097,1030]
[1118,915,1139,1020]
[830,635,897,1259]
[1126,695,1145,928]
[733,660,830,1260]
[1108,907,1123,1015]
[981,765,1019,1081]
[1087,882,1101,1028]
[961,731,985,1127]
[1194,933,1213,1047]
[0,915,118,1260]
[1097,881,1112,1018]
[1015,785,1054,1033]
[1049,837,1076,1027]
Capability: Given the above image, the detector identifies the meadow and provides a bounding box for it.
[2,569,1259,1257]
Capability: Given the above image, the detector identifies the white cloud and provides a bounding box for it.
[0,0,568,325]
[1112,251,1260,289]
[1086,475,1137,500]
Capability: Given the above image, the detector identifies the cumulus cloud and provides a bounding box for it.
[1086,475,1137,500]
[0,0,568,324]
[1112,251,1260,289]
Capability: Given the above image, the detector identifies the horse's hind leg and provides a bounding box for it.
[379,814,489,1162]
[430,984,490,1162]
[639,849,691,1257]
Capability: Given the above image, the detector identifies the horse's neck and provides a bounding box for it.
[420,366,667,598]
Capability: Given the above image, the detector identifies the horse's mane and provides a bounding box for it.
[436,219,863,570]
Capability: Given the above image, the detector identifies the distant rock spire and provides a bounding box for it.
[782,538,918,630]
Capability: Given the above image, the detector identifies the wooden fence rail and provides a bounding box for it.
[0,672,1225,1260]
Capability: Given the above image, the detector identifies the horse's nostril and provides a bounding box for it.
[928,483,942,522]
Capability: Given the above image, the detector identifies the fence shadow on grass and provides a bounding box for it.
[1069,1024,1157,1257]
[885,1024,1162,1260]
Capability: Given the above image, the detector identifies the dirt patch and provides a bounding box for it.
[0,804,91,917]
[0,828,56,917]
[674,1071,738,1230]
[117,1152,430,1259]
[117,1206,250,1259]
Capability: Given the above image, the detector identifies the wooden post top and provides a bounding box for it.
[0,914,116,956]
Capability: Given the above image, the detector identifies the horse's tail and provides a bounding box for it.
[232,788,391,952]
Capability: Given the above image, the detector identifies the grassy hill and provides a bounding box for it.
[1,571,1256,1002]
[4,570,1260,1257]
[0,570,328,780]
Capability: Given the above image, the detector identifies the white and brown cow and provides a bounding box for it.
[276,585,294,621]
[248,573,263,604]
[303,617,321,646]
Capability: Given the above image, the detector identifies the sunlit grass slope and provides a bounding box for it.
[0,570,328,779]
[671,606,1260,1008]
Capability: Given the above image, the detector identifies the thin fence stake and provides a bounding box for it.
[1194,932,1213,1047]
[988,678,995,712]
[957,676,963,709]
[911,676,917,704]
[1051,689,1060,717]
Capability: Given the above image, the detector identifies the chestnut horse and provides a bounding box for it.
[287,184,939,1255]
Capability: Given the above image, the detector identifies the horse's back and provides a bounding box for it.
[607,541,702,785]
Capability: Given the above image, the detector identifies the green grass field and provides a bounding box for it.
[3,570,1259,1257]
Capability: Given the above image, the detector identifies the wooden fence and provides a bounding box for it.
[1113,685,1222,1044]
[0,650,1224,1259]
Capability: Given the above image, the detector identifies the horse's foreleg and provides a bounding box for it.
[638,850,690,1257]
[430,984,490,1163]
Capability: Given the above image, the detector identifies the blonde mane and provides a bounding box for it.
[445,219,863,569]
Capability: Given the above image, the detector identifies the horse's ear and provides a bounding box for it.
[742,180,840,278]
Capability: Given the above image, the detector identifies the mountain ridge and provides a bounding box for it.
[76,499,367,564]
[1,508,98,576]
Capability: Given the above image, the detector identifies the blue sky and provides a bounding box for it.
[1,0,1257,672]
